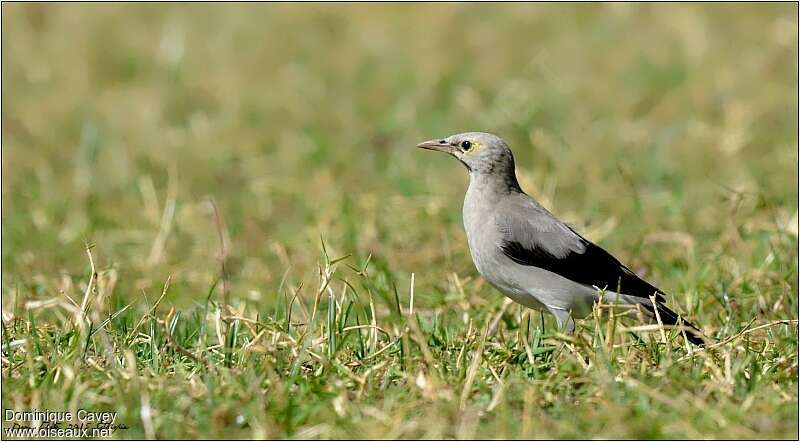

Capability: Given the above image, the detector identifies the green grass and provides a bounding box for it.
[2,3,798,439]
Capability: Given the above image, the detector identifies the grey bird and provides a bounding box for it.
[417,132,704,345]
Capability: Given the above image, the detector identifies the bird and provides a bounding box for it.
[417,132,704,345]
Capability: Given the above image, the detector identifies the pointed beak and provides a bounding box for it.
[416,139,454,153]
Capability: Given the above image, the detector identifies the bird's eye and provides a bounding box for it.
[460,140,472,151]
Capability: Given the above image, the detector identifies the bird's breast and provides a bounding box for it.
[462,202,507,285]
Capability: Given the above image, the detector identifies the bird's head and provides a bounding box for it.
[416,132,516,176]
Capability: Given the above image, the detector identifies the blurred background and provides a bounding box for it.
[3,2,797,334]
[2,4,798,439]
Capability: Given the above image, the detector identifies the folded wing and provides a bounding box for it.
[496,193,666,303]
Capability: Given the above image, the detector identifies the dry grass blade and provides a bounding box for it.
[460,299,511,409]
[649,294,668,344]
[129,275,172,339]
[163,307,202,364]
[676,319,798,362]
[207,197,231,313]
[78,243,98,325]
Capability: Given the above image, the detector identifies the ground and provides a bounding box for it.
[2,3,798,439]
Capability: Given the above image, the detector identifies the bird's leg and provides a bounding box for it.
[546,305,575,335]
[544,306,580,365]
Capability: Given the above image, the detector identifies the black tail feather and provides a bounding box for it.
[645,302,706,346]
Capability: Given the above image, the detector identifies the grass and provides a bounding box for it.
[2,3,798,439]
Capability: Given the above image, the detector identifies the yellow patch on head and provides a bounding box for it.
[463,140,483,155]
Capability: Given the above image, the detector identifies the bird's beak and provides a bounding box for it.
[416,139,454,153]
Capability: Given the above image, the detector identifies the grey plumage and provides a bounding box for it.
[417,132,704,345]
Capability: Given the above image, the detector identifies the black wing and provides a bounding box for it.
[496,193,667,302]
[500,233,666,303]
[495,194,706,344]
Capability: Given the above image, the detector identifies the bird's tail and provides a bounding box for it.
[647,301,706,346]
